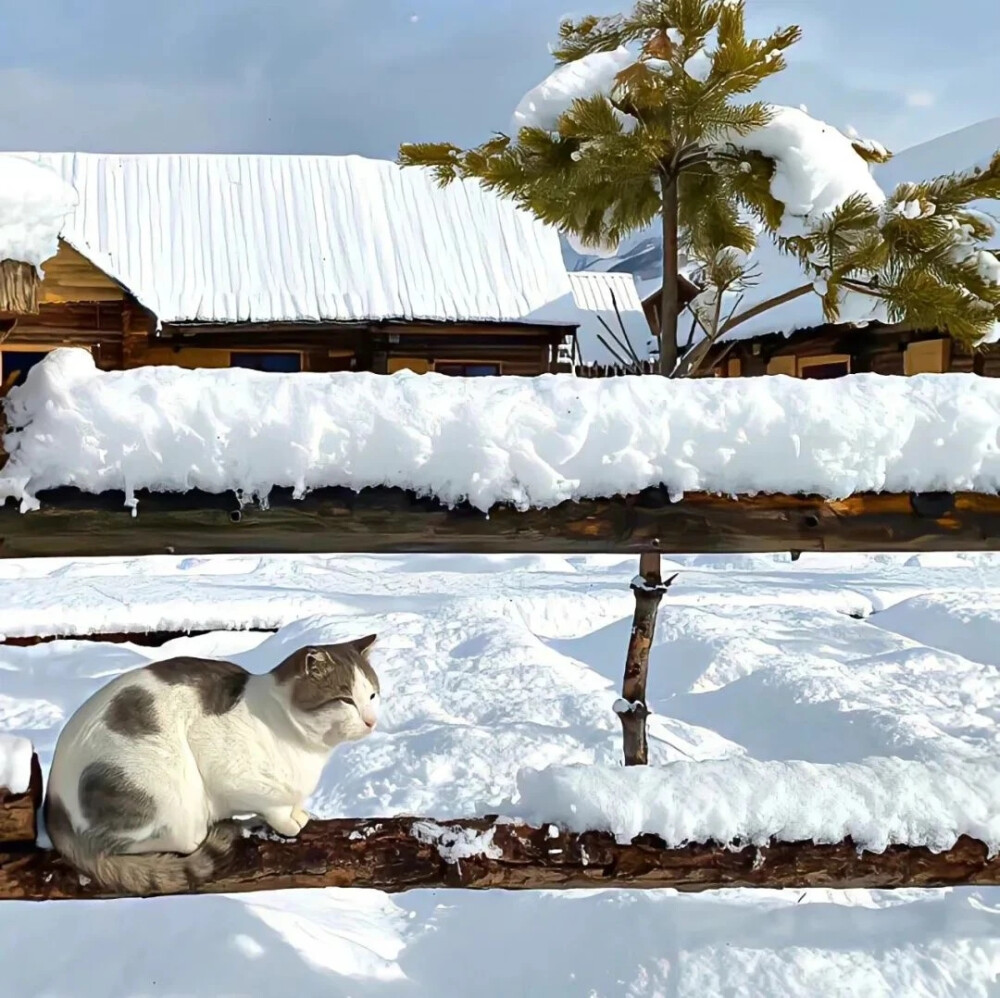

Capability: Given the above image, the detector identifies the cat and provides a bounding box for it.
[44,634,380,895]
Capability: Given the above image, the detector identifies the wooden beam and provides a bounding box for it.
[0,487,998,559]
[0,754,41,846]
[5,816,1000,900]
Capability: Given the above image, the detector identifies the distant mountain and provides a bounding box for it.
[561,223,665,284]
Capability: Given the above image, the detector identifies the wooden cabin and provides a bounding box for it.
[696,324,988,380]
[637,278,993,380]
[0,153,585,390]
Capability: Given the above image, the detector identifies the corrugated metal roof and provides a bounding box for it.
[14,152,575,327]
[567,270,644,314]
[564,271,655,365]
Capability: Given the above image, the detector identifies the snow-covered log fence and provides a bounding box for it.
[4,351,1000,556]
[5,753,1000,899]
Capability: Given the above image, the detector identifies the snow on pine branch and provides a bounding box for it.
[0,155,78,271]
[507,757,1000,854]
[3,349,1000,512]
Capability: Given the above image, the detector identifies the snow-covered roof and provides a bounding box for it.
[876,118,1000,191]
[8,152,578,328]
[3,348,1000,513]
[0,156,77,271]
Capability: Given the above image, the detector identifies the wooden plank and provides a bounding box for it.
[5,815,1000,900]
[0,753,41,845]
[0,487,997,558]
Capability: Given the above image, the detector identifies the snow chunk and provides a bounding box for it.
[7,350,1000,510]
[509,758,1000,854]
[0,734,32,795]
[726,106,886,237]
[511,47,634,134]
[412,820,503,863]
[0,155,77,272]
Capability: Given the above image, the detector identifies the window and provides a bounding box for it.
[799,361,849,380]
[1,350,52,390]
[434,362,500,377]
[798,354,851,380]
[229,352,302,373]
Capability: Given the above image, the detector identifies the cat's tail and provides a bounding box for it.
[44,794,239,895]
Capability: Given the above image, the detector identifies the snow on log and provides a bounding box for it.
[506,758,1000,855]
[5,349,1000,514]
[5,816,1000,900]
[0,738,40,845]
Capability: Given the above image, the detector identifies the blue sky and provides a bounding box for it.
[0,0,996,158]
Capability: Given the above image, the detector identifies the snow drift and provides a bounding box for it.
[3,349,1000,512]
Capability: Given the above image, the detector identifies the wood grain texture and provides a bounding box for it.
[0,753,41,845]
[5,815,1000,900]
[0,487,998,558]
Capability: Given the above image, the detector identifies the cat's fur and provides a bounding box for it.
[44,634,380,894]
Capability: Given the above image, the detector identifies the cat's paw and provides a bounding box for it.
[291,806,311,832]
[262,807,304,838]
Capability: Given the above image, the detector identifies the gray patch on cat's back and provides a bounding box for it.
[104,685,160,737]
[147,657,250,715]
[78,761,156,831]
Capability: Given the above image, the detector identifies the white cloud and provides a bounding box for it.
[906,90,936,108]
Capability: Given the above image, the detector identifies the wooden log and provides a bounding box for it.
[1,486,1000,558]
[4,816,1000,900]
[0,752,41,845]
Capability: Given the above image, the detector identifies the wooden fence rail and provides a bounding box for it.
[5,812,1000,900]
[1,487,998,558]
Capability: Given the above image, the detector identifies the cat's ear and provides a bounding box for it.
[347,633,377,659]
[303,648,325,676]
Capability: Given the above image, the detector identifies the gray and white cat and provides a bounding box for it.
[44,634,380,894]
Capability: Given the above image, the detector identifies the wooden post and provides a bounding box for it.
[0,753,42,846]
[617,552,676,765]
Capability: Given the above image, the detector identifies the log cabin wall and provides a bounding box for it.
[703,325,986,380]
[0,242,572,382]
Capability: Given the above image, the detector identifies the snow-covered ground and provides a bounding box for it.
[4,550,1000,995]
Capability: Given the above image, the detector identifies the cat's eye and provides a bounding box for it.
[325,695,355,708]
[370,693,377,701]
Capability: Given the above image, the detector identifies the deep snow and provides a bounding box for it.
[4,551,1000,994]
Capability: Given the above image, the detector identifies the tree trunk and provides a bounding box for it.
[6,816,1000,900]
[617,552,674,765]
[658,175,680,376]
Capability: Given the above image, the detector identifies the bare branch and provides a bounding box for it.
[718,284,814,336]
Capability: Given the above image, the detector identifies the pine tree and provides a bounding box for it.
[400,0,1000,377]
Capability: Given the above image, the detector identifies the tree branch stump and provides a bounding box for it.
[617,553,676,765]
